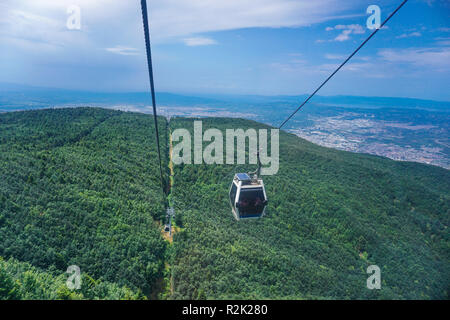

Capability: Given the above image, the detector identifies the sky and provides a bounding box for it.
[0,0,449,100]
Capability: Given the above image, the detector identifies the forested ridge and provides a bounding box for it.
[0,108,168,298]
[0,108,448,300]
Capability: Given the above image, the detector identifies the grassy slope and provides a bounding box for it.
[169,117,449,299]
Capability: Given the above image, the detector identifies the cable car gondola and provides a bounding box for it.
[229,152,268,220]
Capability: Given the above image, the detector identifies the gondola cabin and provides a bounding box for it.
[229,173,268,221]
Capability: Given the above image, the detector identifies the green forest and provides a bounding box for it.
[0,108,448,299]
[0,108,168,298]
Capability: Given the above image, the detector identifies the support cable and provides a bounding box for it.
[141,0,166,201]
[278,0,408,129]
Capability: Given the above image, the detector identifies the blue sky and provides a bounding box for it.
[0,0,449,100]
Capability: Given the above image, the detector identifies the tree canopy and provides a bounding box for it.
[0,109,448,299]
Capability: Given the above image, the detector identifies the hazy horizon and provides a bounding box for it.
[1,81,450,104]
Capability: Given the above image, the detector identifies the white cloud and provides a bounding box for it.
[334,24,365,33]
[105,46,140,56]
[324,53,346,60]
[378,47,450,71]
[325,54,371,62]
[183,37,217,46]
[272,46,450,81]
[335,29,353,42]
[273,59,400,82]
[0,0,360,44]
[149,0,358,39]
[435,37,450,46]
[325,24,365,42]
[396,32,422,39]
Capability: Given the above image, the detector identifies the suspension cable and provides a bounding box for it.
[141,0,166,199]
[278,0,408,129]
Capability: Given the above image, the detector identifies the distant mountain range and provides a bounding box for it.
[1,82,449,112]
[0,83,223,110]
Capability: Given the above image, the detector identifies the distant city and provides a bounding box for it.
[289,114,449,169]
